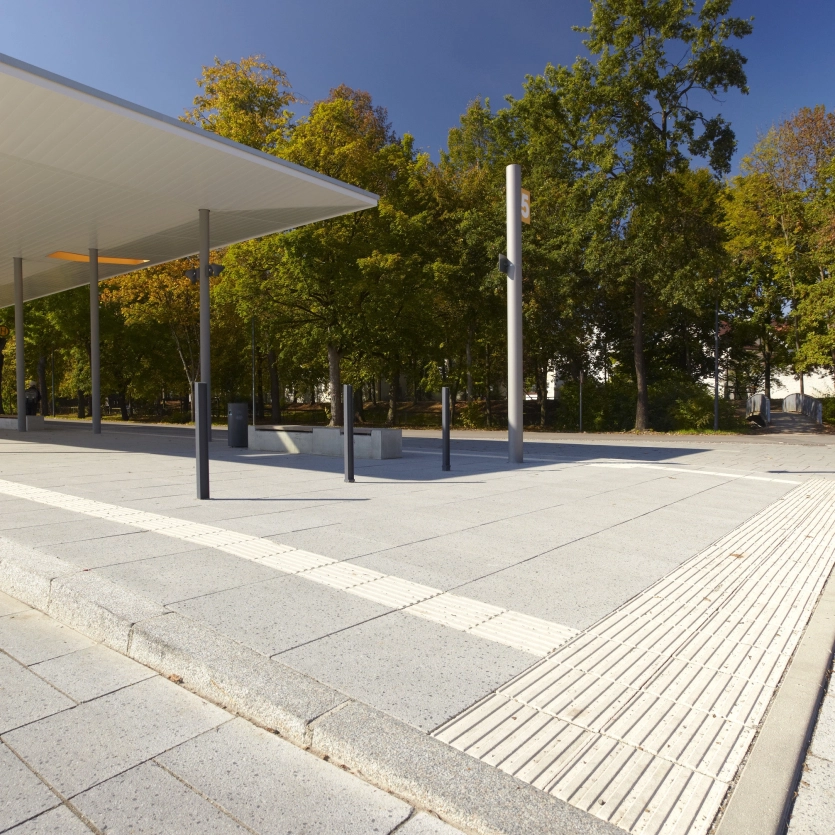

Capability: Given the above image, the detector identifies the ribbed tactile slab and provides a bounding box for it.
[0,478,579,659]
[435,479,835,835]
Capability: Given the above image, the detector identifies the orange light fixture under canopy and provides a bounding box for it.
[48,251,149,266]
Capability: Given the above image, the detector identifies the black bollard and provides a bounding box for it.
[194,381,210,500]
[343,383,354,483]
[442,386,451,471]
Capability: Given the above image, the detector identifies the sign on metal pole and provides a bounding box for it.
[521,188,531,225]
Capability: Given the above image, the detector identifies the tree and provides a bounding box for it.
[557,0,752,428]
[227,86,427,426]
[182,56,297,151]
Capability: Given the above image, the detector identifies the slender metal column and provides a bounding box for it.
[90,249,101,434]
[199,209,212,438]
[194,381,209,499]
[343,383,354,483]
[714,297,720,431]
[13,258,25,432]
[506,164,523,463]
[441,386,451,471]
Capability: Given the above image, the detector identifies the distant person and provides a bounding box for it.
[25,381,41,416]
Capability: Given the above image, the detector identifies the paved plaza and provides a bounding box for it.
[1,421,834,834]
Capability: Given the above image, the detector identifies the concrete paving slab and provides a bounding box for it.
[789,753,835,835]
[158,717,412,834]
[269,526,384,560]
[4,804,92,834]
[2,675,229,797]
[171,574,391,656]
[397,812,464,834]
[46,530,204,569]
[0,610,94,665]
[280,611,533,731]
[72,761,247,834]
[0,589,29,617]
[94,548,278,604]
[0,653,74,733]
[0,742,60,831]
[0,508,84,532]
[0,518,143,548]
[29,644,155,703]
[350,536,539,591]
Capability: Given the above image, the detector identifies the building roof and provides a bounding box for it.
[0,53,378,306]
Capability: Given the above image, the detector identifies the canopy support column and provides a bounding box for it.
[199,209,211,439]
[90,248,101,434]
[14,258,25,432]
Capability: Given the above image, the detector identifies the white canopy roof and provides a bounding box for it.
[0,53,378,307]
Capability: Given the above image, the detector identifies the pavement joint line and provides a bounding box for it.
[0,546,620,835]
[0,478,579,659]
[432,479,835,835]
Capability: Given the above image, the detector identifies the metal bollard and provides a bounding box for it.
[194,382,210,500]
[442,386,451,471]
[343,383,354,483]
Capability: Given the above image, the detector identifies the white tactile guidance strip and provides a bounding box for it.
[0,478,578,657]
[433,479,835,835]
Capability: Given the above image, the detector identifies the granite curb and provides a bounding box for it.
[0,537,617,835]
[715,566,835,835]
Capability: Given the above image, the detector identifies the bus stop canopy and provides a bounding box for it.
[0,52,378,307]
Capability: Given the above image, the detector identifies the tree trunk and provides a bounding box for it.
[327,344,342,426]
[484,344,492,428]
[77,389,85,419]
[268,349,281,423]
[0,338,5,414]
[120,389,129,421]
[466,335,473,402]
[371,377,377,406]
[633,279,649,430]
[354,385,364,422]
[387,373,399,426]
[764,351,772,400]
[256,350,265,420]
[37,356,47,416]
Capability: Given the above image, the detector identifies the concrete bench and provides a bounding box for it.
[248,425,402,459]
[0,415,45,430]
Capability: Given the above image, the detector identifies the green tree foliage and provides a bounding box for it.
[553,0,752,428]
[23,17,835,435]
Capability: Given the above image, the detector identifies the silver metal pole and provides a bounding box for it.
[506,164,523,463]
[441,386,451,471]
[194,381,209,499]
[199,209,212,439]
[579,368,583,433]
[251,317,256,427]
[89,249,101,434]
[714,297,720,431]
[51,350,55,417]
[13,258,25,432]
[343,383,354,483]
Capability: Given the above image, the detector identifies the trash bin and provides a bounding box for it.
[227,402,249,447]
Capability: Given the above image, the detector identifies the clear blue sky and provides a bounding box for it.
[0,0,831,169]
